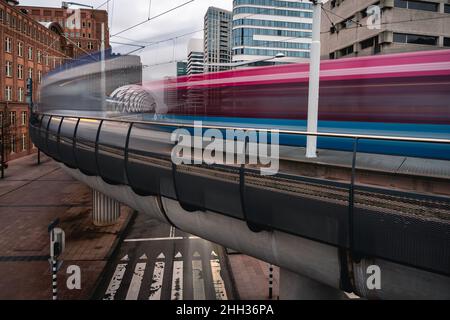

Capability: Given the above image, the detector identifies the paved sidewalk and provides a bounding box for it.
[228,253,280,300]
[0,153,133,300]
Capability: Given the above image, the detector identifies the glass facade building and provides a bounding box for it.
[232,0,313,64]
[204,7,233,73]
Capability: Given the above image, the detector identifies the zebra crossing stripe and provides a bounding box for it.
[192,251,206,300]
[171,252,183,300]
[149,253,165,300]
[210,251,228,300]
[125,262,146,300]
[104,263,127,300]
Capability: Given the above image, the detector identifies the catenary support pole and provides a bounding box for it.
[306,1,322,158]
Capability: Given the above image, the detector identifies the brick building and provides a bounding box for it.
[18,2,110,57]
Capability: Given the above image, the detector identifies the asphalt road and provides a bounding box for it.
[94,211,236,300]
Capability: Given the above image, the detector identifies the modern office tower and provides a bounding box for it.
[187,38,204,75]
[232,0,313,65]
[321,0,450,59]
[177,61,188,76]
[204,6,232,73]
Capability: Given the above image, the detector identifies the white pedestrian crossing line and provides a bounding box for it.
[105,250,228,300]
[149,252,166,300]
[125,262,146,300]
[103,263,127,300]
[192,252,206,300]
[171,252,183,300]
[211,252,228,300]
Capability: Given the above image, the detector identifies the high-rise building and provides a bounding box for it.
[204,7,232,73]
[321,0,450,59]
[232,0,313,65]
[176,61,187,76]
[17,2,110,57]
[187,38,204,75]
[0,0,75,161]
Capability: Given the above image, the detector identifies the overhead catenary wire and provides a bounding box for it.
[110,0,196,38]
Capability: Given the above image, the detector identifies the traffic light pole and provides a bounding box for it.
[48,218,65,300]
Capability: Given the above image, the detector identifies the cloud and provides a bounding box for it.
[19,0,233,79]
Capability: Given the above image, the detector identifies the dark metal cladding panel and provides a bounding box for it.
[126,123,176,198]
[174,167,244,218]
[38,115,51,153]
[58,118,78,168]
[353,205,450,276]
[244,185,350,246]
[97,121,130,184]
[74,119,101,176]
[47,116,63,161]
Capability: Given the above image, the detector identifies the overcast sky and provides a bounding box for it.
[19,0,233,79]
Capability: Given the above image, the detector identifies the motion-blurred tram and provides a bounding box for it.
[38,49,450,159]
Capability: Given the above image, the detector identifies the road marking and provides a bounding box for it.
[139,254,148,260]
[124,236,200,243]
[149,253,166,300]
[169,226,176,237]
[171,252,183,300]
[103,263,127,300]
[125,262,146,300]
[210,251,228,300]
[120,254,129,261]
[192,251,206,300]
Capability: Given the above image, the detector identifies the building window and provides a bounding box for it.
[5,86,12,101]
[45,54,49,66]
[21,111,27,126]
[444,38,450,47]
[339,45,354,57]
[18,64,23,79]
[5,61,12,77]
[18,88,24,102]
[9,111,16,126]
[87,42,93,50]
[394,0,439,12]
[393,33,438,45]
[28,46,33,60]
[17,41,23,56]
[5,36,12,52]
[445,4,450,14]
[22,133,27,152]
[28,68,33,80]
[38,70,42,84]
[10,135,15,154]
[37,50,42,63]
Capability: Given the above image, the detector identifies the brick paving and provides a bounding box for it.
[0,153,133,300]
[228,253,280,300]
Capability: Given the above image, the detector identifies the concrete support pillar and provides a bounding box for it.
[279,268,347,300]
[92,189,121,226]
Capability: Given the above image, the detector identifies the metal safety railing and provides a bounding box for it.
[30,111,450,280]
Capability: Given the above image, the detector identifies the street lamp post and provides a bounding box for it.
[306,0,327,158]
